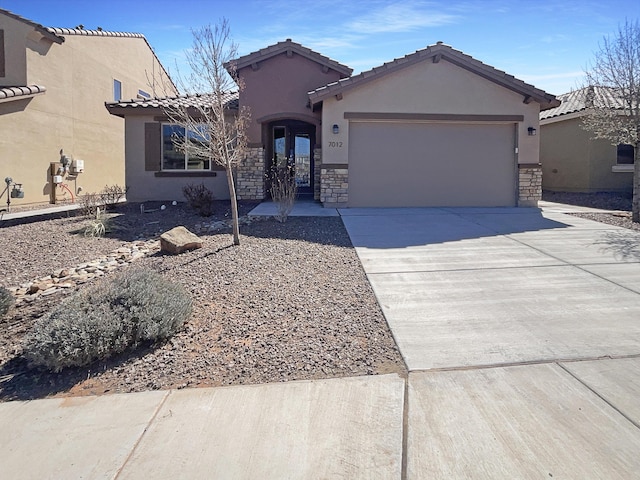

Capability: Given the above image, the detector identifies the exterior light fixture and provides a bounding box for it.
[528,127,537,136]
[332,124,339,134]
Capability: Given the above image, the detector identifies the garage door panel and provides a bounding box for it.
[348,122,515,207]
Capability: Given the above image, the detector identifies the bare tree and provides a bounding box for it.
[581,19,640,221]
[167,20,249,245]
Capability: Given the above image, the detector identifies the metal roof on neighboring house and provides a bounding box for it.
[308,42,560,111]
[228,39,353,77]
[105,92,240,117]
[0,85,46,103]
[0,8,64,43]
[539,86,626,120]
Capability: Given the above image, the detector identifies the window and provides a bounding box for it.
[137,89,150,99]
[162,124,211,170]
[113,79,122,101]
[617,144,635,165]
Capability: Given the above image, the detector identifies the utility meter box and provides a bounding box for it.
[53,175,63,184]
[10,186,24,198]
[71,159,84,173]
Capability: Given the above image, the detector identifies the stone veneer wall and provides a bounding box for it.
[518,164,542,207]
[314,148,322,201]
[320,165,348,206]
[236,146,265,200]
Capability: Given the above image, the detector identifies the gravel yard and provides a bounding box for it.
[0,202,406,401]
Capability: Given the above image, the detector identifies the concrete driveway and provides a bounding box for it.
[341,206,640,478]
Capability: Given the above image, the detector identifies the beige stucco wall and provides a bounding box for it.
[321,59,541,166]
[0,18,174,208]
[124,115,230,202]
[540,116,632,192]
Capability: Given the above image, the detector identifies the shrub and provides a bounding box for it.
[183,183,215,216]
[100,184,128,206]
[0,287,14,318]
[269,164,298,223]
[79,192,100,217]
[22,268,192,372]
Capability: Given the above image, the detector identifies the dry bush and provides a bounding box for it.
[183,183,215,216]
[0,287,14,318]
[22,268,192,371]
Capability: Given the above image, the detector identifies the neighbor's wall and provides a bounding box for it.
[124,115,230,202]
[321,59,541,166]
[540,116,632,192]
[0,28,174,208]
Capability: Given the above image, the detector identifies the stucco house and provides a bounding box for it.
[108,40,559,208]
[540,87,634,193]
[0,8,175,209]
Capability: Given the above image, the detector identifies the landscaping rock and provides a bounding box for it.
[160,226,203,254]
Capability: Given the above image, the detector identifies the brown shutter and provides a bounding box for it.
[0,30,5,78]
[144,122,161,171]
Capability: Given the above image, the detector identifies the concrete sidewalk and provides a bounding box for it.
[0,375,404,479]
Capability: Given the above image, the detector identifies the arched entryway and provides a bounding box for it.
[266,119,316,197]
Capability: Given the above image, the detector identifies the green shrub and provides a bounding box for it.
[183,183,215,216]
[84,208,111,237]
[22,268,192,372]
[0,287,14,318]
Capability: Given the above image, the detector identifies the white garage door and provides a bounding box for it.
[348,122,516,207]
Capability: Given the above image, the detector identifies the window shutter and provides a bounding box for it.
[144,122,161,171]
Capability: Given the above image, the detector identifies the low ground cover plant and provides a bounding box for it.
[22,268,192,372]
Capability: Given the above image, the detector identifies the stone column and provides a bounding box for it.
[518,163,542,207]
[236,146,265,200]
[320,164,348,207]
[313,147,322,201]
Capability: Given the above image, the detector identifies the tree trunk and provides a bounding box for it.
[225,164,241,245]
[634,141,640,223]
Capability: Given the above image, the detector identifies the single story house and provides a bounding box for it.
[107,40,559,208]
[0,8,175,209]
[540,87,634,193]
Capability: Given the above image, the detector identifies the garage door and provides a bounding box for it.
[348,122,516,207]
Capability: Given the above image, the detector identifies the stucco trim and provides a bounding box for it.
[154,171,219,177]
[255,111,319,126]
[321,164,349,169]
[344,112,524,123]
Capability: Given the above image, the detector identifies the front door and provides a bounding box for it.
[271,122,315,196]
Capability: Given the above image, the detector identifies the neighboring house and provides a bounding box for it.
[540,87,634,193]
[108,39,559,208]
[0,8,175,209]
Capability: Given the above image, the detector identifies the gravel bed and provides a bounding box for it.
[542,191,640,232]
[0,204,406,401]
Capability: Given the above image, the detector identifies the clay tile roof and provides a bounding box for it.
[0,85,47,103]
[0,8,64,43]
[308,42,560,111]
[47,27,145,39]
[105,92,239,117]
[229,39,353,77]
[539,86,624,120]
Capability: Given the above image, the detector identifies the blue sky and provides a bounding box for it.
[3,0,636,95]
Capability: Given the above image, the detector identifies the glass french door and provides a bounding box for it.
[272,123,314,196]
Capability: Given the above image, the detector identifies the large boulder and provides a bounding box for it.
[160,226,203,254]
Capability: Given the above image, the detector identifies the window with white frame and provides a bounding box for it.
[113,79,122,101]
[162,124,211,170]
